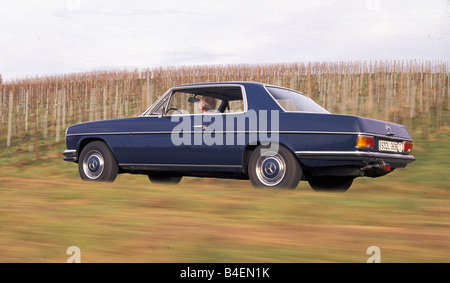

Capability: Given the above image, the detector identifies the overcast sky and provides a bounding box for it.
[0,0,449,81]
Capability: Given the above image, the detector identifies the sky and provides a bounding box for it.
[0,0,449,81]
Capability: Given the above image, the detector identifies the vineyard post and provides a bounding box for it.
[7,88,13,147]
[0,87,3,125]
[62,85,66,135]
[398,61,404,122]
[25,86,29,132]
[447,62,450,125]
[33,85,40,160]
[306,63,311,97]
[103,82,107,120]
[55,85,60,142]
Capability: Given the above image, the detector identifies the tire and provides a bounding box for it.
[308,176,354,192]
[248,144,302,189]
[78,141,119,182]
[148,173,182,184]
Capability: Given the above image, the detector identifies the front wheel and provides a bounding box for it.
[308,176,354,192]
[78,141,119,182]
[248,144,302,189]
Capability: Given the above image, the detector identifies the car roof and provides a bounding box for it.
[174,81,264,88]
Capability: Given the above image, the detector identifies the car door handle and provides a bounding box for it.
[193,125,207,130]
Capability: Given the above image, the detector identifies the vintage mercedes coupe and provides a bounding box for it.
[63,82,415,191]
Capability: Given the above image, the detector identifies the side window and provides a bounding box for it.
[150,93,171,115]
[226,100,245,113]
[167,92,197,115]
[148,86,246,115]
[166,92,223,115]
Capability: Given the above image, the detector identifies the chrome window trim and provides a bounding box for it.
[140,84,248,117]
[140,88,172,116]
[263,84,331,114]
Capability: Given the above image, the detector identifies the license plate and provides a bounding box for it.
[379,140,403,153]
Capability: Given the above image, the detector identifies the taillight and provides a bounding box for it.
[403,141,413,153]
[356,135,375,149]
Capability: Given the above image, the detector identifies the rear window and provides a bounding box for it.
[266,86,330,114]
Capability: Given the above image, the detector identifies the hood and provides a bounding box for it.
[66,117,136,136]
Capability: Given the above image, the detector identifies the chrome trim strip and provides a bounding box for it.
[67,132,131,136]
[66,130,412,141]
[367,133,413,141]
[119,163,241,168]
[295,151,416,162]
[128,131,360,135]
[68,130,358,136]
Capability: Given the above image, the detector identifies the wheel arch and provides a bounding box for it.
[77,137,116,164]
[242,140,304,176]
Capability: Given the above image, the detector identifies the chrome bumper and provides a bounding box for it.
[63,149,77,162]
[295,151,416,164]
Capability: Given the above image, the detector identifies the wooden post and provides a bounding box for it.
[114,82,119,116]
[103,82,107,120]
[89,84,94,121]
[62,85,66,134]
[7,88,13,147]
[447,62,450,126]
[25,87,29,132]
[0,87,3,126]
[33,85,40,160]
[306,63,312,97]
[55,86,60,142]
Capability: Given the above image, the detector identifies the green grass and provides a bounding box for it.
[0,129,449,262]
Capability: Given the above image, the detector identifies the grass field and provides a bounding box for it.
[0,129,449,262]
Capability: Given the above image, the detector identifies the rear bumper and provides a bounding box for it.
[63,149,77,162]
[295,151,415,166]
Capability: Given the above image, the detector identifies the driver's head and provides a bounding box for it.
[199,96,216,113]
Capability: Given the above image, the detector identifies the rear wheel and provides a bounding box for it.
[248,144,302,189]
[78,141,119,182]
[308,176,354,192]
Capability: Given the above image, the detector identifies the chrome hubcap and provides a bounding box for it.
[255,153,286,186]
[83,150,104,179]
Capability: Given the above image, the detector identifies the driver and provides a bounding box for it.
[198,96,216,113]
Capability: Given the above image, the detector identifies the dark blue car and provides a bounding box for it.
[63,82,415,191]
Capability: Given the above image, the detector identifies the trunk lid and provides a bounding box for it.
[358,117,412,140]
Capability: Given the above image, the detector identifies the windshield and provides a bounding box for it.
[266,86,330,114]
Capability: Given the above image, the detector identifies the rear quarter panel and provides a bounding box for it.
[277,112,364,153]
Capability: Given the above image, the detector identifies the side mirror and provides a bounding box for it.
[158,106,166,118]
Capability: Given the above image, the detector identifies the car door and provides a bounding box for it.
[201,88,248,167]
[130,91,206,166]
[202,112,247,167]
